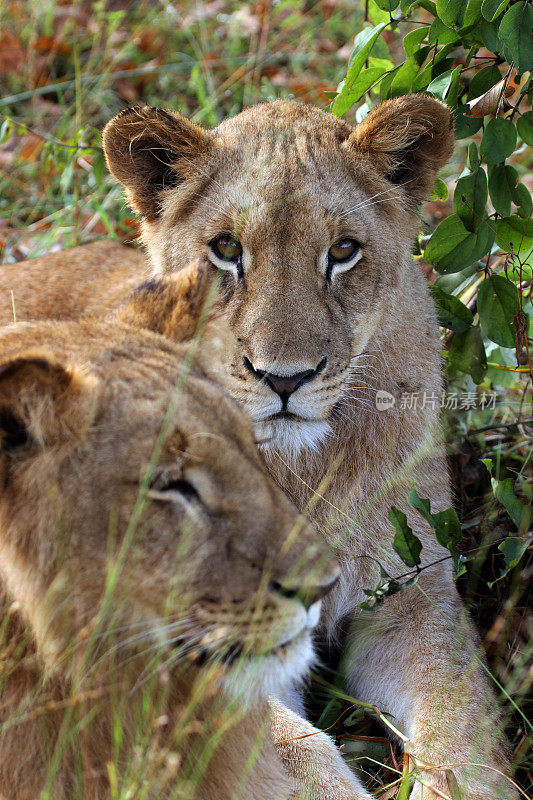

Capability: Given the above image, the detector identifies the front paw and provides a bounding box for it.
[269,698,372,799]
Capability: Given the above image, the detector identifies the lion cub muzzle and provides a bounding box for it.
[243,355,327,411]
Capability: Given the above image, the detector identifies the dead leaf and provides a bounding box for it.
[0,29,24,74]
[379,787,399,800]
[445,769,463,800]
[34,35,70,55]
[469,76,515,118]
[18,135,43,162]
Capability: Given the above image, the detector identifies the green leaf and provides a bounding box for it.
[479,17,501,51]
[425,214,495,273]
[373,0,400,9]
[431,177,449,201]
[462,0,484,29]
[517,111,533,145]
[436,0,463,27]
[454,104,484,139]
[403,27,430,56]
[495,215,533,258]
[431,508,463,551]
[447,67,462,106]
[419,0,439,12]
[481,0,510,21]
[411,62,437,92]
[480,117,517,165]
[499,3,533,74]
[453,168,488,232]
[389,507,423,567]
[477,274,519,347]
[493,478,532,532]
[0,117,12,146]
[448,325,487,383]
[430,285,474,332]
[513,183,533,219]
[436,261,478,293]
[481,457,493,473]
[428,17,461,44]
[408,491,433,523]
[367,0,391,22]
[467,142,479,170]
[488,534,532,586]
[332,24,388,117]
[408,491,463,573]
[92,154,105,188]
[427,67,459,100]
[467,64,504,100]
[331,68,384,113]
[499,535,532,570]
[379,70,396,101]
[389,57,421,97]
[408,492,462,549]
[59,160,75,194]
[488,164,518,216]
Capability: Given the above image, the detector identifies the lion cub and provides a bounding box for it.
[0,299,359,798]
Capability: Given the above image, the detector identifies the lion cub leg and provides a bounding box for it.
[343,581,518,800]
[269,698,372,799]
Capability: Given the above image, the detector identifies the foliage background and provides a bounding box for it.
[0,0,531,796]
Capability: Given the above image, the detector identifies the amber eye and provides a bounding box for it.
[210,234,243,262]
[328,238,360,262]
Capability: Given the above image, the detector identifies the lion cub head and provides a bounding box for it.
[104,96,454,455]
[0,301,338,698]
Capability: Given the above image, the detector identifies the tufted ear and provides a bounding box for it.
[348,94,455,203]
[0,353,99,463]
[116,258,219,342]
[102,105,212,220]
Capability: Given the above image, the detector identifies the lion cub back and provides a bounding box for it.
[0,240,147,325]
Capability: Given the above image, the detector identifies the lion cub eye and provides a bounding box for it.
[148,468,200,505]
[326,238,362,283]
[209,234,243,279]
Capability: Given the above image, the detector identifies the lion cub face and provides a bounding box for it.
[0,320,338,697]
[104,97,454,454]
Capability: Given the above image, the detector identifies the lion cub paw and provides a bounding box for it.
[269,698,373,800]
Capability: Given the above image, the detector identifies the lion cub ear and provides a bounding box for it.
[117,258,232,377]
[0,353,99,460]
[349,94,454,203]
[103,106,212,220]
[117,258,218,343]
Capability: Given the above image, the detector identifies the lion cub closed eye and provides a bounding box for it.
[0,307,362,800]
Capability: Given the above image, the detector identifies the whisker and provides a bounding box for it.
[338,179,415,219]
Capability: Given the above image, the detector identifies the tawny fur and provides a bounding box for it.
[0,96,518,798]
[0,308,361,800]
[103,96,518,800]
[0,239,147,324]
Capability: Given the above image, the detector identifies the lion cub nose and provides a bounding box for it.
[269,574,339,610]
[243,356,327,406]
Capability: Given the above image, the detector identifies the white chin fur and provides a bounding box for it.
[255,418,331,458]
[222,629,315,705]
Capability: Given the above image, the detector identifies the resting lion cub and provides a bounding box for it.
[0,302,362,798]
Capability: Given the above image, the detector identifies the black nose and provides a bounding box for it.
[243,356,327,408]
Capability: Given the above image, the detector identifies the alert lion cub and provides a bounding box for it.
[101,96,517,799]
[0,295,360,798]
